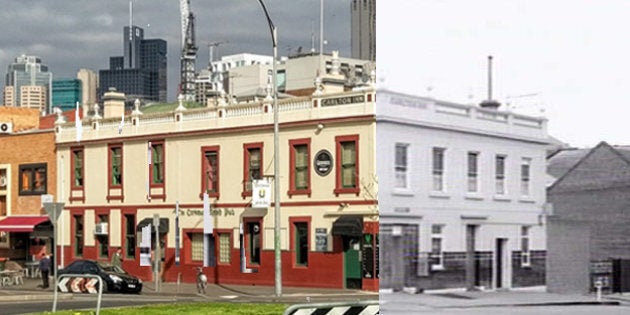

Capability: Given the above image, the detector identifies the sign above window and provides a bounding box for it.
[314,150,333,176]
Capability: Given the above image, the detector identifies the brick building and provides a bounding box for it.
[547,141,630,294]
[53,85,379,290]
[0,107,58,261]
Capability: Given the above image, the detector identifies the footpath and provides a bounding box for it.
[380,286,629,309]
[0,276,377,304]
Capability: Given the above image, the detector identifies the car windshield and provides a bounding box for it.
[97,262,127,274]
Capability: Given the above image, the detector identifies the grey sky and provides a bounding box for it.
[0,0,350,102]
[378,0,630,148]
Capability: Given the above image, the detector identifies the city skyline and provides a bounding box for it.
[0,0,350,103]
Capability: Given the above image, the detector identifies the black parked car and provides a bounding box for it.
[57,259,142,293]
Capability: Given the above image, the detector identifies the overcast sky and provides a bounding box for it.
[378,0,630,148]
[0,0,350,103]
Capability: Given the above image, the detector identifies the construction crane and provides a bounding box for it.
[207,41,228,69]
[179,0,197,101]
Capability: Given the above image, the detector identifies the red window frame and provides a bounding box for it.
[200,146,220,199]
[334,135,360,196]
[69,146,85,203]
[241,142,263,198]
[149,140,166,200]
[288,138,311,197]
[289,216,311,268]
[121,209,136,261]
[108,143,123,188]
[243,217,263,268]
[95,210,110,260]
[71,209,84,258]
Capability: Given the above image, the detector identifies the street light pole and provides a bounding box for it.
[257,0,282,297]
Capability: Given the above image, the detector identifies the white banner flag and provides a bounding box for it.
[75,102,82,143]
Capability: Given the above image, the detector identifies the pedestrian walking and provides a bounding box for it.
[39,253,51,289]
[111,247,123,268]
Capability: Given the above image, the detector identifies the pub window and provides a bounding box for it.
[242,143,263,195]
[495,155,506,195]
[521,226,531,267]
[97,214,109,259]
[109,145,123,186]
[18,163,47,195]
[430,224,444,270]
[201,146,220,197]
[467,152,479,193]
[218,232,231,264]
[191,232,204,262]
[334,135,360,195]
[72,148,84,187]
[521,158,531,196]
[124,214,135,259]
[289,138,311,195]
[432,148,445,191]
[150,142,165,185]
[74,214,84,257]
[395,143,408,189]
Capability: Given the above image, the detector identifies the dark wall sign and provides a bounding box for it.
[314,150,333,176]
[321,95,365,107]
[315,228,328,252]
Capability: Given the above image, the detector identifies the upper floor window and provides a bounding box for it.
[467,152,479,193]
[289,139,311,196]
[243,143,263,196]
[18,163,47,195]
[395,143,409,189]
[521,158,531,196]
[109,144,123,187]
[335,135,360,195]
[432,148,445,191]
[150,141,165,185]
[71,148,84,188]
[201,146,220,198]
[495,155,506,195]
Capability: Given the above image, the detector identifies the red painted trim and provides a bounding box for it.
[57,115,376,146]
[241,142,263,199]
[62,199,378,211]
[334,135,360,196]
[289,216,311,268]
[69,146,85,203]
[200,145,220,199]
[288,138,312,197]
[149,140,166,201]
[107,143,124,202]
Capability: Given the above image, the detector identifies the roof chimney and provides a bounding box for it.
[479,55,501,109]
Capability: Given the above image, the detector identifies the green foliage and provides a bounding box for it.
[33,302,287,315]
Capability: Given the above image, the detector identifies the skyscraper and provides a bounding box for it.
[52,79,82,112]
[351,0,376,61]
[4,55,53,113]
[77,68,98,111]
[99,26,167,103]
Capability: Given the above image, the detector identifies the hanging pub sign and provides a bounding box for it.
[314,150,333,176]
[252,179,271,208]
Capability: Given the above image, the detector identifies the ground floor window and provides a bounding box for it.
[73,214,83,257]
[245,220,262,266]
[218,232,231,264]
[190,232,203,262]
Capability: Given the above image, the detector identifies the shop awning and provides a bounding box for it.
[331,215,363,237]
[0,216,50,232]
[136,218,169,234]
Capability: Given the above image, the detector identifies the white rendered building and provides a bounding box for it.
[378,89,551,291]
